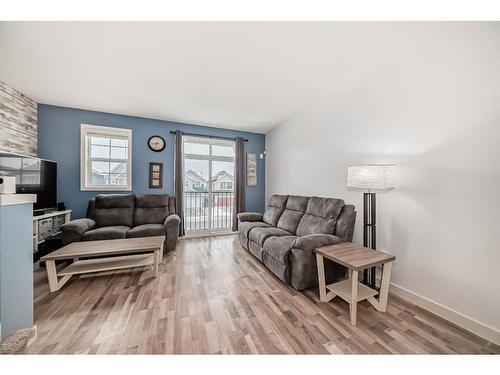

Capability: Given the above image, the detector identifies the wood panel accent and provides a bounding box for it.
[0,81,37,157]
[27,235,500,354]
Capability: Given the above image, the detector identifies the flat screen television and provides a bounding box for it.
[0,152,57,212]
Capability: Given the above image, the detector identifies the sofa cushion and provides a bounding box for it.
[263,194,288,226]
[262,236,297,264]
[127,224,165,238]
[296,197,345,237]
[238,221,271,238]
[81,225,130,241]
[134,194,170,226]
[335,205,356,239]
[248,227,293,247]
[277,195,309,234]
[94,194,135,227]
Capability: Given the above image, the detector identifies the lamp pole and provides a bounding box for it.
[347,164,396,290]
[363,191,376,288]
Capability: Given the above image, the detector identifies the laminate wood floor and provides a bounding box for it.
[28,235,500,354]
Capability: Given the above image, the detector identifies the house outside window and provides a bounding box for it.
[80,124,132,191]
[219,179,233,191]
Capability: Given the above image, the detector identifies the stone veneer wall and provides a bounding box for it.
[0,81,37,157]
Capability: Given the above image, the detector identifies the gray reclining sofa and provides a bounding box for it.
[238,194,356,290]
[61,194,180,251]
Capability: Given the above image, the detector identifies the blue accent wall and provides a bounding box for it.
[37,105,266,219]
[0,203,33,339]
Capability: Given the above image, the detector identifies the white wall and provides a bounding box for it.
[266,23,500,335]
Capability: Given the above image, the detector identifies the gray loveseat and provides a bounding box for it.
[61,194,180,251]
[238,194,356,290]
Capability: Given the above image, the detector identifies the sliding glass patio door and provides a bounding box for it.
[183,136,235,235]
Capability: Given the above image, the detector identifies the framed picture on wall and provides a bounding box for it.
[149,162,163,188]
[246,153,257,186]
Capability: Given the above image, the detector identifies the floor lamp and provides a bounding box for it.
[347,165,396,289]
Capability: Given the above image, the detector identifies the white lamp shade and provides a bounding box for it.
[347,165,397,190]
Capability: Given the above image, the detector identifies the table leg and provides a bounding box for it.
[157,250,162,266]
[368,261,393,312]
[378,261,392,311]
[153,249,159,277]
[45,260,71,292]
[350,270,358,325]
[45,260,58,292]
[316,253,328,302]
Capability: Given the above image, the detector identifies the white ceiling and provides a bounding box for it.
[0,22,476,133]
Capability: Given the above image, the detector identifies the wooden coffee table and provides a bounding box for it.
[314,242,395,325]
[41,236,165,292]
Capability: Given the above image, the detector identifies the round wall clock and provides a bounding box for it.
[148,135,166,152]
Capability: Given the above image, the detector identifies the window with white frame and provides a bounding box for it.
[81,124,132,191]
[220,181,233,190]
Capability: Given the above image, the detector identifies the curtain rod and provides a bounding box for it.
[170,130,248,142]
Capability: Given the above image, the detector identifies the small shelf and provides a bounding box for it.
[32,209,72,221]
[58,254,154,276]
[326,279,378,302]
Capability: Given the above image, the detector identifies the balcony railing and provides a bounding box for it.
[184,191,234,233]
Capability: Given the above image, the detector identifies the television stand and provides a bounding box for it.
[33,210,71,259]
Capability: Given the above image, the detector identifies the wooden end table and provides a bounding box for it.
[314,242,395,326]
[41,236,165,292]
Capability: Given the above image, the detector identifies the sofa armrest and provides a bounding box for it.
[164,214,181,251]
[237,212,264,223]
[289,234,344,290]
[61,218,96,235]
[291,234,343,252]
[164,214,181,229]
[61,218,96,245]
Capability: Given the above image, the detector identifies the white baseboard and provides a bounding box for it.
[387,281,500,346]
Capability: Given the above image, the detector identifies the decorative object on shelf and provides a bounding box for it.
[347,164,397,288]
[246,153,257,186]
[32,210,71,257]
[148,135,166,152]
[38,218,53,242]
[149,162,163,188]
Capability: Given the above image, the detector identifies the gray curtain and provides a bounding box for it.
[174,130,185,236]
[232,137,245,231]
